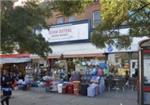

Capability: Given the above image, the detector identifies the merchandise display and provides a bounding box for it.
[23,61,131,98]
[42,62,109,97]
[87,83,98,97]
[80,83,88,96]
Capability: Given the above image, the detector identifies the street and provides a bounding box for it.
[10,88,138,105]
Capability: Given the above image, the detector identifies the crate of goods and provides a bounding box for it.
[73,81,80,95]
[62,85,67,94]
[87,84,98,97]
[66,83,74,94]
[57,84,63,93]
[80,83,89,96]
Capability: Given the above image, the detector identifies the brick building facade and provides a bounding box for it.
[46,1,100,29]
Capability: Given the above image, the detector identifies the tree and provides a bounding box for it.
[1,0,90,57]
[1,0,52,57]
[50,0,90,17]
[91,0,150,49]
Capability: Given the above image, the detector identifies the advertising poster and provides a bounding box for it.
[143,50,150,105]
[144,53,150,84]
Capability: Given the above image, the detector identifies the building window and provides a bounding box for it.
[56,16,64,24]
[92,10,100,28]
[68,16,76,22]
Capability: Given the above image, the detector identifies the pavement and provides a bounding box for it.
[10,87,138,105]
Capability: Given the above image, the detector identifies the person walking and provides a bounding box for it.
[1,71,12,105]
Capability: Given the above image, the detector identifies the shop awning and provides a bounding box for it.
[48,53,105,59]
[0,54,31,64]
[64,53,105,58]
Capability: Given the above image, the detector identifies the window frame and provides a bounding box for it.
[68,16,76,22]
[92,10,100,28]
[56,16,64,24]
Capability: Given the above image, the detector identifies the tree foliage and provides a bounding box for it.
[91,0,150,49]
[51,0,91,17]
[1,0,90,57]
[1,0,52,57]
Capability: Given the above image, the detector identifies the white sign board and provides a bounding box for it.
[144,58,150,84]
[0,58,31,64]
[42,21,89,43]
[130,60,138,77]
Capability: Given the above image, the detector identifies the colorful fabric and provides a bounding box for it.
[103,69,109,76]
[97,69,103,76]
[99,63,107,69]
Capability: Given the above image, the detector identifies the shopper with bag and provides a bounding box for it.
[1,71,12,105]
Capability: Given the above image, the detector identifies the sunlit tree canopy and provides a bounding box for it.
[91,0,150,49]
[1,0,90,57]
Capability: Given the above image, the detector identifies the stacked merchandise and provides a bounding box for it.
[98,77,105,95]
[73,81,80,95]
[80,70,91,96]
[31,81,39,87]
[43,76,53,92]
[57,83,63,93]
[62,82,69,94]
[41,62,109,97]
[80,83,89,96]
[87,76,99,97]
[86,63,108,97]
[65,83,74,94]
[87,83,98,97]
[17,79,28,90]
[49,81,59,92]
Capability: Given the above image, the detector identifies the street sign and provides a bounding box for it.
[107,45,113,52]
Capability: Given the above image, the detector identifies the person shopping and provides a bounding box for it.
[1,71,12,105]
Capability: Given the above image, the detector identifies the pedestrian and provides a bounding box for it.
[125,70,129,86]
[1,70,12,105]
[134,69,139,90]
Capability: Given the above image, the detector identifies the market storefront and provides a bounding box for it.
[48,53,105,75]
[107,52,138,77]
[0,54,31,77]
[32,20,149,96]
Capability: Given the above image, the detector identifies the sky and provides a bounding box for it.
[14,0,44,6]
[14,0,27,7]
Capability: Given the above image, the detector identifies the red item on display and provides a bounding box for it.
[66,83,74,94]
[44,80,53,87]
[62,85,67,94]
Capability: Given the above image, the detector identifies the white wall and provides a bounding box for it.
[49,37,148,55]
[50,43,105,55]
